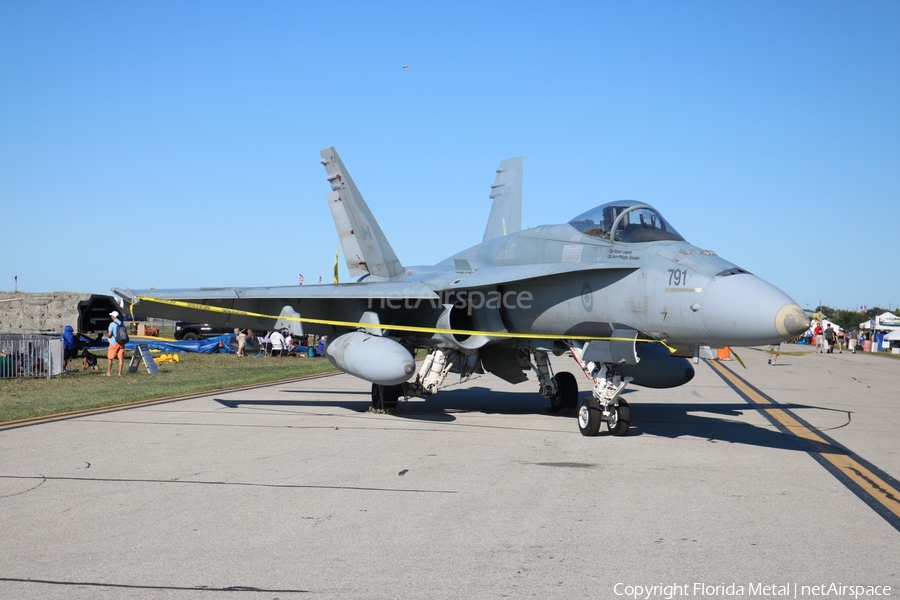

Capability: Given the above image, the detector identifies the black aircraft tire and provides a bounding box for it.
[607,399,631,437]
[382,384,401,409]
[371,384,401,411]
[577,397,602,437]
[551,371,579,410]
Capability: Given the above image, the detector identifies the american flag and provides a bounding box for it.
[298,274,304,285]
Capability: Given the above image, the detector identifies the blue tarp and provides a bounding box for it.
[95,334,320,356]
[119,334,237,354]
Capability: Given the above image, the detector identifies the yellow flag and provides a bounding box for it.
[333,246,340,283]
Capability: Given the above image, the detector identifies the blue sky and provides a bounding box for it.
[2,1,897,312]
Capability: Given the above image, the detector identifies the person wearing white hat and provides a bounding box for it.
[106,310,125,376]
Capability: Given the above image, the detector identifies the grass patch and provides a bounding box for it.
[0,351,337,423]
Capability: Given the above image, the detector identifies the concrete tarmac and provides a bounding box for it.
[1,347,898,599]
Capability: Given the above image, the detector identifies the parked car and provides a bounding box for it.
[174,322,235,341]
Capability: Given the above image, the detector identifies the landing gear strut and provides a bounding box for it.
[414,348,454,395]
[568,342,633,437]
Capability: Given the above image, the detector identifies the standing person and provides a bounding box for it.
[823,324,836,354]
[837,329,845,354]
[62,325,76,372]
[106,311,126,376]
[814,321,824,353]
[235,328,247,357]
[767,345,779,366]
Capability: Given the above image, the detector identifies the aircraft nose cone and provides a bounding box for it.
[702,274,808,346]
[776,303,810,338]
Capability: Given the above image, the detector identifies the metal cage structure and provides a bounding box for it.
[0,334,63,379]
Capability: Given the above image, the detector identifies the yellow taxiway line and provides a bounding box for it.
[707,358,900,529]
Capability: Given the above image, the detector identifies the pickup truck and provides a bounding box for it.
[174,322,235,341]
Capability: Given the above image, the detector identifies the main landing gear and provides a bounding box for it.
[550,371,578,411]
[370,347,459,412]
[523,349,579,411]
[370,346,633,437]
[371,383,404,412]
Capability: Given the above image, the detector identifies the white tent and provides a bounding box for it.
[886,328,900,354]
[860,312,900,331]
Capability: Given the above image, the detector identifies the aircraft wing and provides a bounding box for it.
[113,260,636,338]
[113,281,441,337]
[116,281,439,302]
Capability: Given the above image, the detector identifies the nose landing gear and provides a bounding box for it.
[577,397,630,437]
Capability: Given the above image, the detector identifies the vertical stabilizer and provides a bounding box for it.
[482,157,523,242]
[320,147,405,280]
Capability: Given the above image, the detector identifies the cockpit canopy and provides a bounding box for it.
[568,200,684,243]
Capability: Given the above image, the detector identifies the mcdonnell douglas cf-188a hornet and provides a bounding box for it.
[114,147,809,436]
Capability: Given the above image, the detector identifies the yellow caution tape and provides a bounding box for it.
[132,295,676,353]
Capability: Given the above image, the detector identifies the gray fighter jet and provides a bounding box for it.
[114,147,809,436]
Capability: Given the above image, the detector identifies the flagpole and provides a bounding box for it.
[333,247,340,283]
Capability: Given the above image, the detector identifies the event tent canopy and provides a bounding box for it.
[859,312,900,331]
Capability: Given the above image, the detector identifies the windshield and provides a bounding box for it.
[568,200,684,243]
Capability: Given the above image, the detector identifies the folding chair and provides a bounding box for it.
[253,336,272,358]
